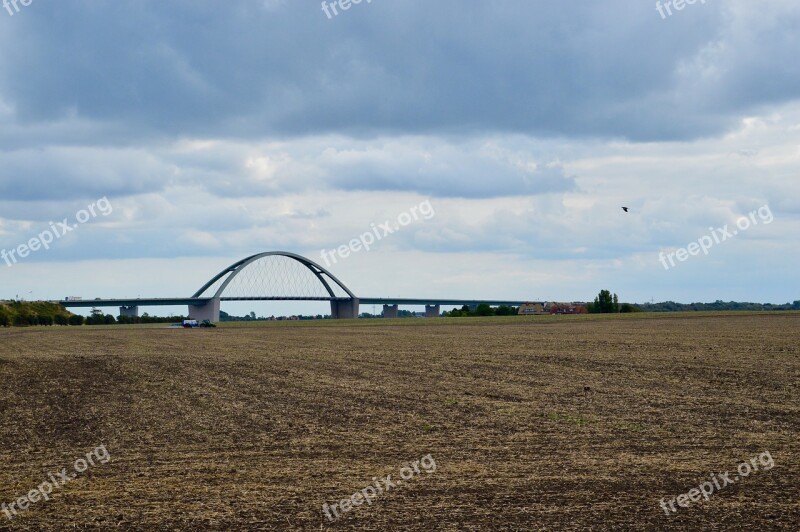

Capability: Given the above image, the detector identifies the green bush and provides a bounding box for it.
[0,301,77,327]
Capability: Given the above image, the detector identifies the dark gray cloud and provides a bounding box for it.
[0,147,171,201]
[1,0,796,144]
[326,153,575,198]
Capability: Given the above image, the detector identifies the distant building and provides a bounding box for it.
[549,303,588,315]
[518,302,549,315]
[518,302,587,315]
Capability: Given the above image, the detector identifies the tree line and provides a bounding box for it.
[443,305,518,317]
[0,302,185,327]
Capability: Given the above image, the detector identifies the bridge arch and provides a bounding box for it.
[192,251,358,300]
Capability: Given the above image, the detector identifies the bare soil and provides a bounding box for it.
[0,313,798,530]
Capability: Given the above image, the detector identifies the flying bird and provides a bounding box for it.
[622,207,630,213]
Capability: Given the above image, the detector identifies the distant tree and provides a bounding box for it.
[591,290,619,314]
[495,305,516,316]
[14,311,34,326]
[86,308,105,325]
[475,304,494,316]
[68,314,85,326]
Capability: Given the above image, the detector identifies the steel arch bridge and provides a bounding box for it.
[187,251,361,320]
[58,251,531,321]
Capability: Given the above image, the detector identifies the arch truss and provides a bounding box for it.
[192,251,357,301]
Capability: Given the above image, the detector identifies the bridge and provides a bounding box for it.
[58,251,530,321]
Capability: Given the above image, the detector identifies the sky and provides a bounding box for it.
[0,0,798,316]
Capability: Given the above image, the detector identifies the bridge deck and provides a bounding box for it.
[57,297,532,308]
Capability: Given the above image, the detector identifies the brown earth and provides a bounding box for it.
[0,313,798,530]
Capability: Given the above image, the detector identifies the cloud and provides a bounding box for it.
[319,138,577,198]
[0,136,572,202]
[0,0,798,305]
[0,0,798,144]
[0,146,172,201]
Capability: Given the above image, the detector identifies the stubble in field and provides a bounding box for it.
[0,313,798,530]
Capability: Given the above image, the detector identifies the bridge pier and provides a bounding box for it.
[382,304,399,318]
[331,298,360,319]
[188,298,220,323]
[425,304,441,318]
[119,305,139,318]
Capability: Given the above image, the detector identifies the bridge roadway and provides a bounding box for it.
[55,297,531,321]
[48,251,540,321]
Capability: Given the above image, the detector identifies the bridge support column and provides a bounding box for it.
[331,298,360,319]
[188,298,220,323]
[119,305,139,318]
[382,304,398,318]
[425,304,441,318]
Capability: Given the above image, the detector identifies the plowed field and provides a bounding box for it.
[1,313,798,530]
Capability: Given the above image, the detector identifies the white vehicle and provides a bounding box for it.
[182,320,199,328]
